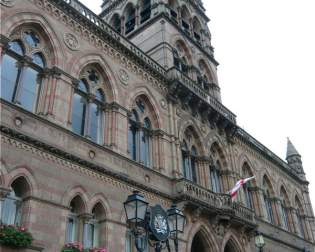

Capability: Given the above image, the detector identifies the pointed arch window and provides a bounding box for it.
[140,0,151,23]
[128,98,153,167]
[181,140,198,183]
[263,177,274,224]
[1,31,46,113]
[72,67,106,144]
[295,197,305,238]
[110,14,121,33]
[209,161,221,193]
[124,4,136,34]
[242,163,254,209]
[1,177,30,227]
[279,187,290,231]
[173,47,188,74]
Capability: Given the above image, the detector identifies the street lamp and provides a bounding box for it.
[167,204,186,252]
[255,232,265,252]
[124,191,149,252]
[124,191,186,252]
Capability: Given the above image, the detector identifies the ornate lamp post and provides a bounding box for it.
[167,204,186,252]
[255,232,265,252]
[124,191,186,252]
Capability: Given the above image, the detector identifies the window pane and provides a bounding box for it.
[90,103,103,144]
[19,67,40,112]
[1,54,19,102]
[32,53,45,68]
[72,93,87,135]
[8,41,24,55]
[78,80,88,93]
[66,217,76,242]
[96,89,105,102]
[191,158,197,183]
[128,124,137,161]
[23,31,40,48]
[83,223,94,248]
[1,197,17,225]
[140,130,150,167]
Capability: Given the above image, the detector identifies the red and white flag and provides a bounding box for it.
[229,176,255,201]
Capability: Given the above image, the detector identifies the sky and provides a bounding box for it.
[80,0,315,206]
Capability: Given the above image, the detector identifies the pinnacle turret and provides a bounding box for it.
[286,138,305,180]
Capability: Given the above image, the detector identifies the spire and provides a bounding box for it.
[286,137,300,159]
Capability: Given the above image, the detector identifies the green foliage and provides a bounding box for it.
[0,225,33,248]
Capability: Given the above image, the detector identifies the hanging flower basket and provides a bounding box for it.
[0,224,33,248]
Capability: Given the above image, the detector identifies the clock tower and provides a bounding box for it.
[100,0,222,101]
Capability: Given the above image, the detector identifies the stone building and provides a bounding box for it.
[0,0,314,251]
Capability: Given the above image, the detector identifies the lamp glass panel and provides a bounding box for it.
[255,235,264,248]
[125,201,137,222]
[136,200,148,221]
[177,215,185,232]
[168,214,176,233]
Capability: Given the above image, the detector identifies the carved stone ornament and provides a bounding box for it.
[118,69,129,85]
[63,33,79,51]
[14,117,23,128]
[160,99,167,110]
[176,107,182,117]
[0,0,15,7]
[201,125,206,134]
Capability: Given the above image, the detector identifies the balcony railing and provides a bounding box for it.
[167,67,236,123]
[175,179,231,210]
[174,179,256,225]
[233,203,255,223]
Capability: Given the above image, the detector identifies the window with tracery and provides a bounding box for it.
[128,98,152,167]
[242,163,254,209]
[72,66,106,144]
[263,176,274,224]
[295,196,305,238]
[181,128,199,183]
[1,177,31,227]
[278,187,290,231]
[140,0,151,24]
[209,143,226,193]
[124,3,136,34]
[1,29,47,112]
[173,42,188,73]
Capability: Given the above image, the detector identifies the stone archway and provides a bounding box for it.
[191,230,207,252]
[223,239,242,252]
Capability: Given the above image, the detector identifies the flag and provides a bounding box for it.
[229,176,255,201]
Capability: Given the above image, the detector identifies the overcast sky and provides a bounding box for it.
[80,0,315,206]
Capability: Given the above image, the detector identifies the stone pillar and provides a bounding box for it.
[250,187,262,217]
[257,189,268,220]
[272,197,283,227]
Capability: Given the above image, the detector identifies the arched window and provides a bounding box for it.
[295,196,305,238]
[192,17,202,44]
[181,128,200,183]
[1,177,30,226]
[279,187,290,231]
[140,0,151,24]
[181,5,191,34]
[1,30,46,113]
[168,0,179,21]
[110,14,121,33]
[128,98,153,167]
[72,67,106,144]
[66,196,85,243]
[124,3,136,34]
[173,42,189,73]
[242,163,254,209]
[209,143,226,193]
[198,60,213,92]
[263,176,274,224]
[83,203,106,249]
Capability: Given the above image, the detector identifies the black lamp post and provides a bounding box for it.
[255,232,265,252]
[167,204,186,252]
[124,191,186,252]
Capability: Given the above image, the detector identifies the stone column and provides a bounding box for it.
[257,189,268,220]
[272,197,283,227]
